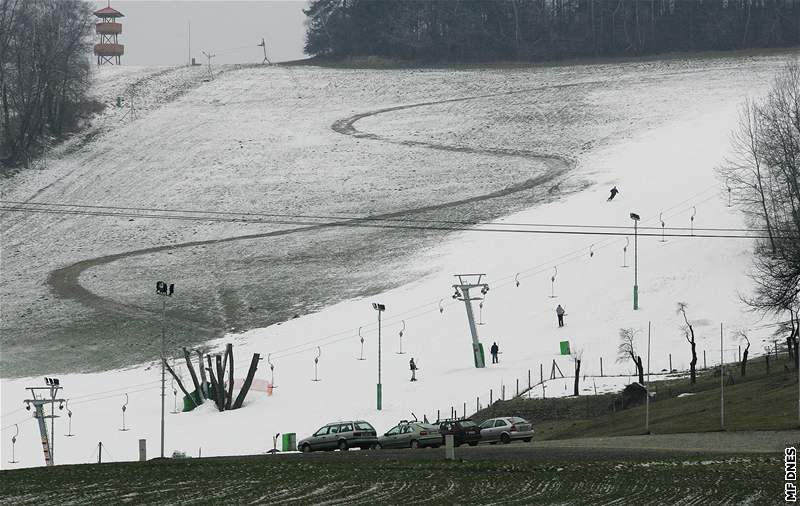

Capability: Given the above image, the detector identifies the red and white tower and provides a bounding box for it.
[94,2,124,65]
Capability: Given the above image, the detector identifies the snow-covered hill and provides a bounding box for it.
[1,53,795,468]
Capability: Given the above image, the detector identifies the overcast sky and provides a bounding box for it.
[93,1,309,66]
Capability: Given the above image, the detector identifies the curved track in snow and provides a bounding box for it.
[46,86,576,337]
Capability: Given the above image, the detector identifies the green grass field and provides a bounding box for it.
[477,354,800,440]
[0,453,786,505]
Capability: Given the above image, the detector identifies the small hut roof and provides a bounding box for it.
[94,6,124,18]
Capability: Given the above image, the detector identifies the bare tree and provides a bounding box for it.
[0,0,94,169]
[721,61,800,351]
[677,302,698,385]
[165,343,260,412]
[617,328,644,384]
[737,330,751,377]
[719,98,776,253]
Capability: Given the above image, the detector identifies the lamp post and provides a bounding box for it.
[372,302,386,410]
[630,213,640,310]
[155,281,174,458]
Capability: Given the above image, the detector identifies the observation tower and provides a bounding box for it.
[94,3,124,65]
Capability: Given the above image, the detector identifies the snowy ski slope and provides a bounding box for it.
[1,53,796,468]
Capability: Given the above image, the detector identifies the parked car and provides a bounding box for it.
[438,419,481,447]
[377,421,441,449]
[298,420,378,453]
[478,417,534,444]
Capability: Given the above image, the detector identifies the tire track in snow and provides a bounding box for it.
[46,85,576,340]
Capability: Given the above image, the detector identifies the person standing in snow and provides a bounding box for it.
[556,304,566,327]
[490,342,499,364]
[409,358,418,381]
[607,186,619,201]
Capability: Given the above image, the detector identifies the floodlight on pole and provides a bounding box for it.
[452,274,489,368]
[372,302,386,410]
[155,280,174,458]
[630,213,640,310]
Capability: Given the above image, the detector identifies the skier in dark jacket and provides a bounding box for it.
[607,186,619,201]
[490,342,499,364]
[409,358,418,381]
[556,304,566,327]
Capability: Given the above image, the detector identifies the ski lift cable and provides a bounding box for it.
[234,192,728,359]
[264,189,754,358]
[1,417,34,433]
[8,312,788,422]
[0,379,163,419]
[3,186,782,403]
[492,185,728,287]
[0,187,778,233]
[5,307,788,431]
[0,184,752,230]
[0,206,774,239]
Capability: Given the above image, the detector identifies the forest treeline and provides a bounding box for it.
[0,0,95,170]
[304,0,800,61]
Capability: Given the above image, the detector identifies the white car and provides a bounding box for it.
[478,417,534,444]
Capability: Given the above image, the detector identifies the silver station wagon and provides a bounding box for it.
[298,420,378,452]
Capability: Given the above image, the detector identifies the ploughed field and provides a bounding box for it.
[0,451,783,505]
[0,55,788,377]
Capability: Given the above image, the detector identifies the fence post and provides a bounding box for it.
[703,350,707,369]
[476,396,480,413]
[463,402,466,417]
[437,409,440,422]
[540,363,543,383]
[516,379,519,396]
[528,369,531,389]
[600,357,604,377]
[501,385,505,400]
[738,345,741,362]
[669,353,672,371]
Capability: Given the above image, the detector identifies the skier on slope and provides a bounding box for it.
[556,304,566,327]
[490,342,500,364]
[409,358,418,381]
[607,186,619,201]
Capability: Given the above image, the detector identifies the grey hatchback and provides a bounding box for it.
[478,416,534,444]
[298,420,378,453]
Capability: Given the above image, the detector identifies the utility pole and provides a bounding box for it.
[24,378,65,466]
[201,50,216,80]
[372,303,386,410]
[156,281,174,458]
[720,322,724,430]
[258,37,272,65]
[646,321,651,433]
[452,274,490,368]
